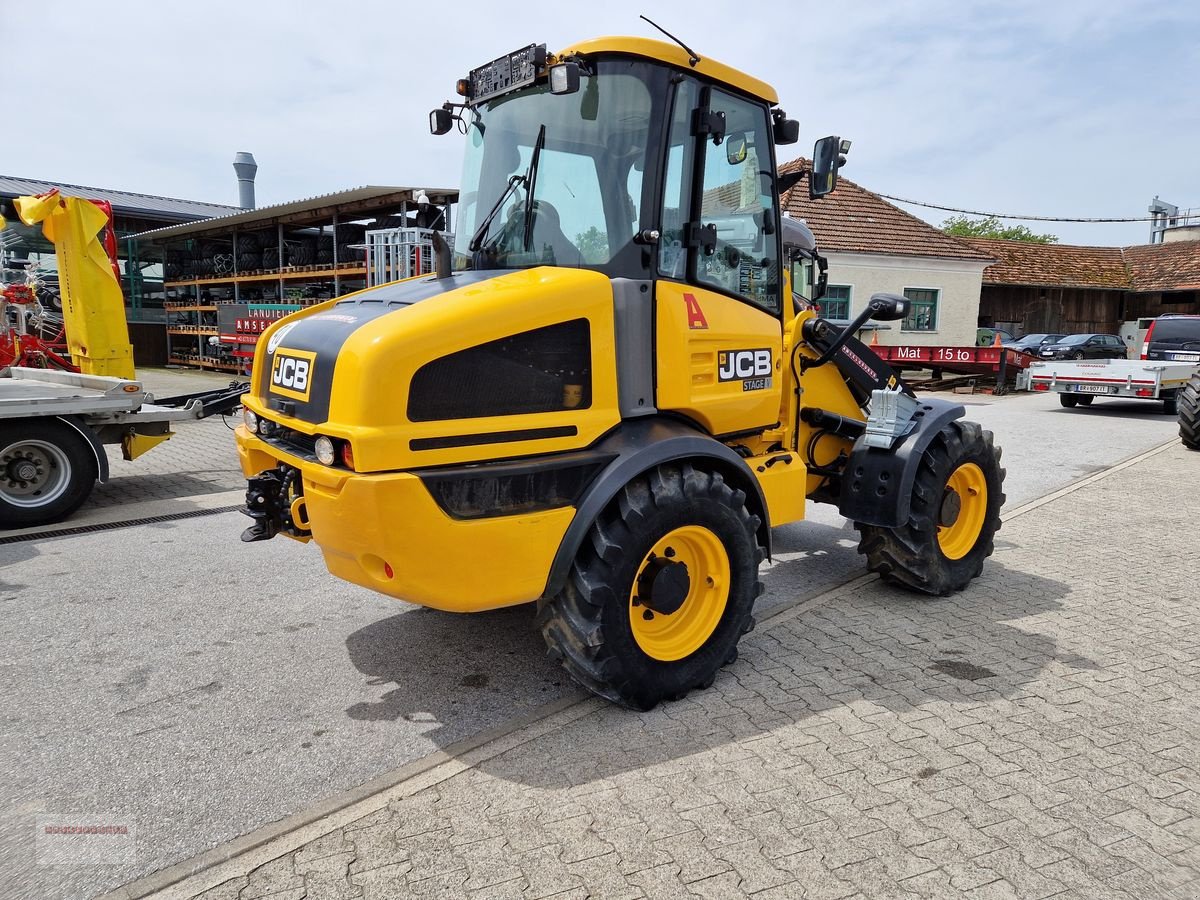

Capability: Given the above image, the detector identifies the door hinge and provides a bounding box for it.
[691,108,726,143]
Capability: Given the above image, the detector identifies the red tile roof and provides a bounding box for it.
[964,238,1131,289]
[1123,240,1200,292]
[963,236,1200,293]
[779,158,992,262]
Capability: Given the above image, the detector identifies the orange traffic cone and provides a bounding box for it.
[870,329,880,347]
[991,330,1003,347]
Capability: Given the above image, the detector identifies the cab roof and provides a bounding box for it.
[556,36,779,105]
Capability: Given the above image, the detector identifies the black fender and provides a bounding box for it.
[838,397,964,528]
[54,415,109,483]
[541,417,770,600]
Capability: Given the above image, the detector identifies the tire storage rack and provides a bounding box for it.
[135,187,457,374]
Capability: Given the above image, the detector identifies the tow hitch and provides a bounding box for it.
[240,465,310,543]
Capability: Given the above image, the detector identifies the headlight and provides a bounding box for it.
[243,409,258,432]
[314,435,336,466]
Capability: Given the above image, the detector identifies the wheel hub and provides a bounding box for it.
[628,525,731,662]
[939,488,962,527]
[636,555,691,616]
[5,453,45,492]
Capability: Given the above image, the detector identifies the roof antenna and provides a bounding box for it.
[639,15,700,67]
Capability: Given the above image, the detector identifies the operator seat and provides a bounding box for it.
[527,201,582,267]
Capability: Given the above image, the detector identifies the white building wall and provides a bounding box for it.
[823,252,990,347]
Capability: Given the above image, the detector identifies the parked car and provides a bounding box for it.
[1142,314,1200,363]
[1003,333,1065,354]
[1038,333,1127,360]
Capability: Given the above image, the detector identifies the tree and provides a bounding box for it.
[574,226,609,264]
[941,215,1059,244]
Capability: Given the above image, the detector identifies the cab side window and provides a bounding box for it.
[696,90,779,313]
[658,81,700,280]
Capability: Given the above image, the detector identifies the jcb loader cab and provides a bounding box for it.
[236,36,1005,709]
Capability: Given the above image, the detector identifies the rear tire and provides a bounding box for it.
[855,420,1005,596]
[1180,375,1200,450]
[0,419,97,528]
[1163,392,1178,416]
[1060,394,1078,408]
[538,463,763,710]
[1075,394,1094,407]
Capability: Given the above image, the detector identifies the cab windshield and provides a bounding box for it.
[454,60,666,272]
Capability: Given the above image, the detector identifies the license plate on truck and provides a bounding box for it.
[1073,384,1115,394]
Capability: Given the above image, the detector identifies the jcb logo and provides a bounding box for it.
[269,349,317,402]
[717,349,772,382]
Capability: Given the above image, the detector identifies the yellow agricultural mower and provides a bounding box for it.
[236,34,1005,709]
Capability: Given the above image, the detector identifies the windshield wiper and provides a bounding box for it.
[468,173,526,252]
[522,124,547,252]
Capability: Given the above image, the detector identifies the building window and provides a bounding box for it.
[902,287,939,331]
[821,285,851,320]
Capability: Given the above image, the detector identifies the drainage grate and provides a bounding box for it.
[0,505,242,544]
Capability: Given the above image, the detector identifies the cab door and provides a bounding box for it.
[655,82,784,436]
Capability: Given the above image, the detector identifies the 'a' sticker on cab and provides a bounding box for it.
[269,349,317,402]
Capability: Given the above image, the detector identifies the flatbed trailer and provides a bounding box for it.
[1,367,246,527]
[1025,358,1199,413]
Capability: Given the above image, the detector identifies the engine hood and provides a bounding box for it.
[253,271,502,424]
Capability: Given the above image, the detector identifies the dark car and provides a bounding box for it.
[1003,333,1065,354]
[1039,333,1127,360]
[1142,314,1200,363]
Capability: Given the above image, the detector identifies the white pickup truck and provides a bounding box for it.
[1024,358,1200,414]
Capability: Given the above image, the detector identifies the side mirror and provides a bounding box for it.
[867,292,909,321]
[810,135,850,198]
[726,133,748,165]
[429,107,454,136]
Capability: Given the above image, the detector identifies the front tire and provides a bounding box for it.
[538,463,763,710]
[0,419,98,528]
[1180,375,1200,450]
[855,420,1005,596]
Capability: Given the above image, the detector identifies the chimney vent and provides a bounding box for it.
[233,152,258,209]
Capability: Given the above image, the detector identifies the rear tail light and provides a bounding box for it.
[1033,383,1049,391]
[1141,319,1156,359]
[1135,388,1153,397]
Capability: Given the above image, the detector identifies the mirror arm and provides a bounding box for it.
[777,168,807,194]
[800,302,880,372]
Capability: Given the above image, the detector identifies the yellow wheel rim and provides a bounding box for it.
[937,462,988,560]
[629,525,730,662]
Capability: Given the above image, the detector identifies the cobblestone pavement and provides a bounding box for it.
[84,368,245,510]
[180,441,1200,900]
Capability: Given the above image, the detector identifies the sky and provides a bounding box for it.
[3,0,1198,246]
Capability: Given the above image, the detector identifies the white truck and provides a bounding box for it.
[1024,358,1200,414]
[1,367,246,527]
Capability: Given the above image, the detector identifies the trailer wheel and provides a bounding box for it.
[538,463,763,710]
[1162,392,1178,416]
[0,420,97,528]
[1180,375,1200,450]
[855,420,1005,596]
[1075,394,1094,407]
[1059,394,1078,408]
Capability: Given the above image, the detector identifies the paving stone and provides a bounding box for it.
[166,443,1200,900]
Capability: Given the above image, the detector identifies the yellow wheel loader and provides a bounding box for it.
[235,35,1005,709]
